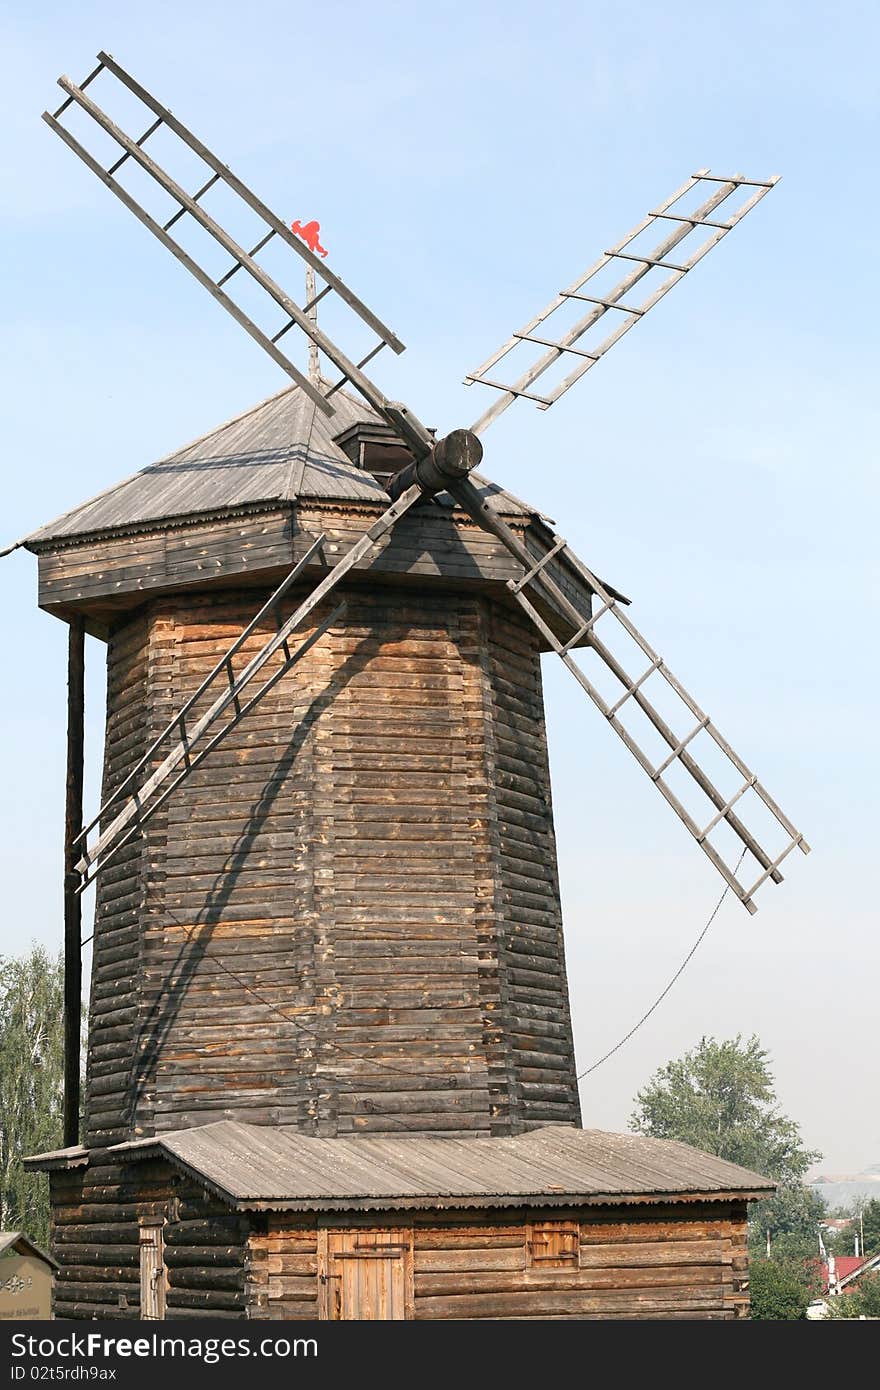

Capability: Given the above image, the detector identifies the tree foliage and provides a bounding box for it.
[0,946,66,1247]
[821,1221,859,1258]
[824,1272,880,1320]
[630,1034,824,1319]
[857,1198,880,1257]
[821,1196,880,1258]
[630,1034,819,1181]
[750,1184,828,1261]
[748,1257,815,1320]
[845,1195,878,1262]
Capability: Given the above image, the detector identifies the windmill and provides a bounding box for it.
[40,52,809,902]
[17,53,806,1321]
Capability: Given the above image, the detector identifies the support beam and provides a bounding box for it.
[63,619,84,1147]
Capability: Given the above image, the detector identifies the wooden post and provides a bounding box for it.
[63,618,85,1148]
[306,265,320,385]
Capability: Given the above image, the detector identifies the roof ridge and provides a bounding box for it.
[160,383,299,463]
[23,382,548,546]
[285,399,320,501]
[24,383,312,544]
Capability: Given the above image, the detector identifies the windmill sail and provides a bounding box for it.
[74,486,424,890]
[42,56,807,911]
[44,53,434,457]
[464,170,779,436]
[449,477,809,914]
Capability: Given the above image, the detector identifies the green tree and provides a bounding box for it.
[821,1220,858,1258]
[748,1257,815,1320]
[0,946,66,1247]
[825,1272,880,1319]
[630,1035,819,1180]
[821,1197,880,1258]
[860,1198,880,1256]
[751,1183,828,1261]
[630,1035,823,1319]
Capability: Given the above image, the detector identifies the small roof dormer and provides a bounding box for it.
[332,419,419,489]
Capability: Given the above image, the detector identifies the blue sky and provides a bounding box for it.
[1,1,877,1173]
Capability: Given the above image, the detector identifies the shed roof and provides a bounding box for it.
[0,1232,59,1269]
[25,383,540,547]
[109,1123,774,1212]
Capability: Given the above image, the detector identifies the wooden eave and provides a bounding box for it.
[110,1142,770,1214]
[29,498,603,650]
[22,1145,89,1172]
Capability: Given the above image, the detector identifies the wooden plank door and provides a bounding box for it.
[321,1230,411,1320]
[527,1220,580,1268]
[139,1222,167,1320]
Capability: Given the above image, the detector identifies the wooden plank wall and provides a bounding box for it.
[37,512,295,612]
[411,1206,749,1319]
[35,505,519,610]
[85,614,149,1148]
[34,504,595,650]
[247,1216,318,1320]
[48,1159,248,1320]
[480,604,580,1131]
[251,1204,750,1320]
[134,590,324,1134]
[86,585,579,1141]
[313,591,492,1135]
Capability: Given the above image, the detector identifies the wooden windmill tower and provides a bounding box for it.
[20,54,807,1321]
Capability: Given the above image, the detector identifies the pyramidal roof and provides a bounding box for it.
[26,382,538,547]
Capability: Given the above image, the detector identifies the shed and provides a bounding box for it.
[0,1232,59,1320]
[28,1125,774,1320]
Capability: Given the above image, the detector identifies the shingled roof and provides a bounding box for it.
[107,1123,775,1213]
[25,383,540,547]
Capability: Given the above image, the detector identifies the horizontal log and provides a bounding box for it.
[413,1287,731,1318]
[414,1246,525,1273]
[578,1239,730,1269]
[167,1267,245,1292]
[414,1264,730,1298]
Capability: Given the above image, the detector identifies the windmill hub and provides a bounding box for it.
[387,426,483,502]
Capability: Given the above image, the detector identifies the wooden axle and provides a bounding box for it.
[386,429,483,502]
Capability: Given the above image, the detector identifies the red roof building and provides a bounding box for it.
[820,1252,880,1294]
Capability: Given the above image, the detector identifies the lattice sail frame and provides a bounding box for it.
[44,52,435,457]
[43,56,807,912]
[464,170,780,435]
[505,531,810,915]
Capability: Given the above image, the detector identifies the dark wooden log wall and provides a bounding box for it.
[34,503,593,644]
[248,1203,750,1320]
[64,618,85,1146]
[83,584,579,1142]
[480,606,579,1131]
[247,1217,318,1319]
[48,1184,749,1321]
[49,1159,248,1320]
[85,614,149,1149]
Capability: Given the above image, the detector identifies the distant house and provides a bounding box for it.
[819,1217,854,1237]
[821,1254,869,1295]
[0,1233,59,1320]
[806,1249,880,1319]
[833,1250,880,1295]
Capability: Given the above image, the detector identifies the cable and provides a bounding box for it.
[84,849,746,1090]
[87,898,463,1085]
[576,848,748,1081]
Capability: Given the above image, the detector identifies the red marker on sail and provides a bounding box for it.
[290,219,328,258]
